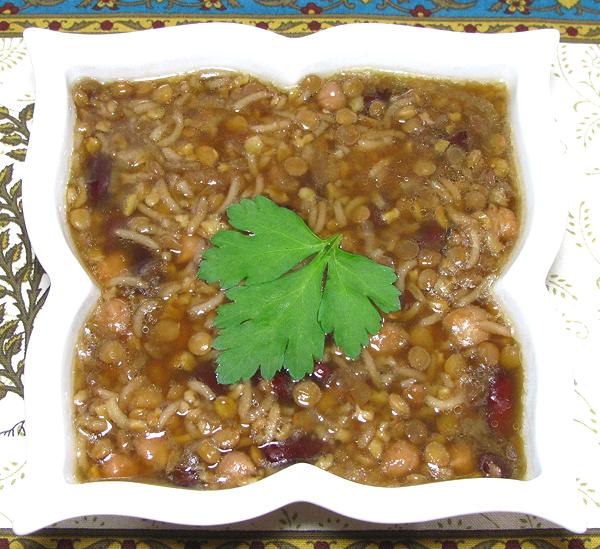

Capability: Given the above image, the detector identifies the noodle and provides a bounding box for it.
[114,228,160,253]
[216,175,241,215]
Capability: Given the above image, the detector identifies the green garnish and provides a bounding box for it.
[198,196,400,384]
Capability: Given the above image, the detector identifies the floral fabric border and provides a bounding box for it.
[0,529,599,548]
[0,14,598,42]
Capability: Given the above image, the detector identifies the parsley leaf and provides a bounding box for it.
[213,251,328,384]
[319,246,400,358]
[198,196,324,288]
[197,196,400,384]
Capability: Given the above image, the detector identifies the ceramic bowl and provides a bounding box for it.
[12,23,584,534]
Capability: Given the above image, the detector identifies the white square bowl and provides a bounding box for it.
[12,23,585,534]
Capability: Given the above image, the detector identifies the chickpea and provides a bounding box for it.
[98,340,126,365]
[488,205,518,242]
[434,139,450,155]
[134,437,169,470]
[99,453,140,479]
[382,440,420,478]
[147,106,165,120]
[317,81,346,111]
[109,80,131,96]
[466,149,483,169]
[446,144,465,167]
[216,451,256,486]
[188,332,213,356]
[395,106,417,123]
[96,298,130,334]
[442,305,490,348]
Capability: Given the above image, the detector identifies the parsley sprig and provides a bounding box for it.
[198,196,400,384]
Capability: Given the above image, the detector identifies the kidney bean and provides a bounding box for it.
[449,130,469,148]
[369,206,387,227]
[400,290,416,311]
[479,452,511,478]
[487,369,513,434]
[166,449,203,487]
[416,221,447,251]
[271,371,294,401]
[262,435,325,465]
[86,152,112,204]
[363,88,392,111]
[311,362,333,386]
[193,363,226,396]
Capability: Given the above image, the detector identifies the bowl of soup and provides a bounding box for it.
[11,22,585,533]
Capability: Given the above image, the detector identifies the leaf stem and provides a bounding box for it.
[325,233,343,251]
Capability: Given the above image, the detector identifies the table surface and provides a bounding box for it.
[0,28,599,536]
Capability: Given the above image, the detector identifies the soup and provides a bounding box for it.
[67,70,523,488]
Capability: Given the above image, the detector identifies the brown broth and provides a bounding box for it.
[67,70,524,488]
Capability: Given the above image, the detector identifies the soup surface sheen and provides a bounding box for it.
[67,70,524,489]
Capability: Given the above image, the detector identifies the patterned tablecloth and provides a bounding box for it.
[0,0,598,40]
[0,24,599,540]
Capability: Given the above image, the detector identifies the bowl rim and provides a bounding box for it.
[12,22,585,534]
